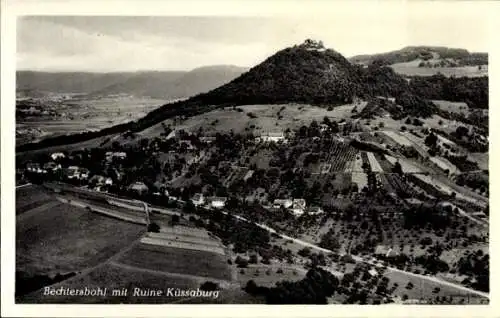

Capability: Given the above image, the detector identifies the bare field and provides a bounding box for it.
[17,201,145,276]
[116,243,232,281]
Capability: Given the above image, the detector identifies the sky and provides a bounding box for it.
[17,14,490,72]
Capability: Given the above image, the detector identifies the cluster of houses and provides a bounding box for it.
[188,192,326,217]
[273,198,324,216]
[255,132,287,143]
[105,151,127,162]
[190,193,228,209]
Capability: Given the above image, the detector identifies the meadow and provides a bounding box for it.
[116,243,232,281]
[16,191,145,276]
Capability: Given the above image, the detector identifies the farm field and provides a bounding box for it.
[430,156,459,174]
[325,143,358,172]
[140,234,226,255]
[381,130,412,147]
[366,152,383,173]
[350,153,368,191]
[16,200,145,276]
[390,61,488,78]
[17,96,166,145]
[116,242,232,281]
[19,263,198,304]
[384,155,422,173]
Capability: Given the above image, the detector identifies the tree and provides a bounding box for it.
[147,222,160,233]
[171,214,180,226]
[425,132,438,148]
[200,281,219,291]
[298,247,312,257]
[392,161,403,175]
[455,126,469,138]
[235,256,249,268]
[249,254,258,264]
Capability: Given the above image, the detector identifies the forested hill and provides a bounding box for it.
[195,40,363,106]
[17,40,488,153]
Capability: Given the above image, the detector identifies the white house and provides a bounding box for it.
[43,162,60,172]
[51,152,65,161]
[26,162,43,173]
[90,175,106,185]
[308,206,324,215]
[243,170,254,181]
[128,181,149,194]
[368,268,379,277]
[260,132,286,143]
[374,245,399,258]
[209,197,227,209]
[106,152,127,162]
[273,199,293,209]
[191,193,205,206]
[66,166,80,179]
[166,130,177,140]
[79,168,90,180]
[291,198,307,216]
[200,136,216,144]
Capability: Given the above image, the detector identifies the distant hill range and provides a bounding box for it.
[350,46,488,77]
[350,46,488,66]
[16,65,248,100]
[17,40,488,152]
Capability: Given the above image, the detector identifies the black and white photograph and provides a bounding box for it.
[2,1,496,314]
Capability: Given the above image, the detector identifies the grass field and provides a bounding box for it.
[116,243,232,281]
[383,269,488,304]
[432,100,470,116]
[16,185,54,215]
[390,61,488,78]
[17,201,145,276]
[468,152,488,170]
[138,103,357,139]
